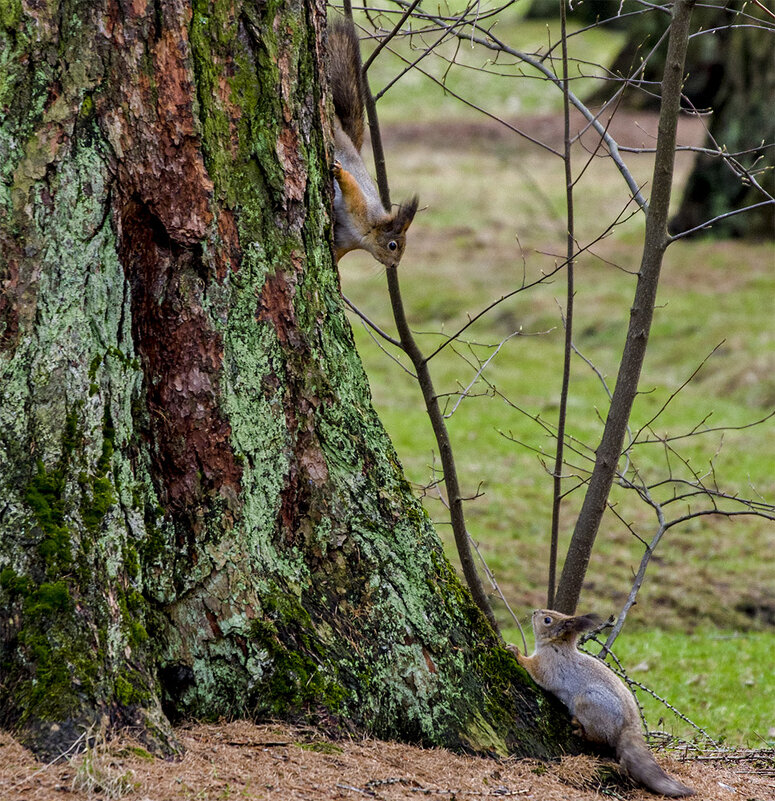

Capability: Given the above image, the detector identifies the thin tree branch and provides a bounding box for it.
[342,295,403,349]
[361,0,424,73]
[548,0,575,610]
[347,0,499,632]
[384,266,500,635]
[444,332,520,418]
[631,341,725,444]
[555,0,697,614]
[668,201,775,242]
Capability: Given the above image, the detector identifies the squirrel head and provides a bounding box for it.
[369,195,419,268]
[531,609,602,646]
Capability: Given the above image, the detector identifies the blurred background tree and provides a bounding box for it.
[528,0,775,238]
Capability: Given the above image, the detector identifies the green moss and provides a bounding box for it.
[0,0,21,31]
[139,501,168,563]
[189,0,290,236]
[87,349,140,401]
[115,588,149,648]
[114,668,153,706]
[428,548,495,644]
[106,346,140,372]
[124,546,140,580]
[122,745,154,760]
[0,566,32,597]
[24,581,72,616]
[8,580,100,724]
[88,353,102,381]
[79,92,94,119]
[25,459,72,572]
[80,410,116,534]
[248,591,346,715]
[22,406,89,571]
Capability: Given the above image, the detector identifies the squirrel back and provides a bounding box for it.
[512,609,694,798]
[329,20,365,151]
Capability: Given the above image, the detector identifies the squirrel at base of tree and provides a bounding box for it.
[510,609,695,798]
[328,19,418,267]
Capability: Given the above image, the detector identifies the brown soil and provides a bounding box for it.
[2,721,773,801]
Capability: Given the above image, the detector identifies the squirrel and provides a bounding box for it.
[510,609,695,798]
[328,19,418,267]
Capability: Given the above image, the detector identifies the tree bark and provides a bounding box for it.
[0,0,574,760]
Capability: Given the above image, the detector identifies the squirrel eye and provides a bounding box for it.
[388,240,398,251]
[543,616,552,625]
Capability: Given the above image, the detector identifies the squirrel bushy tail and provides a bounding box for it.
[329,20,365,150]
[617,729,695,797]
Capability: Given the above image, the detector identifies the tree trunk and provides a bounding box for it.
[592,4,773,238]
[0,0,573,760]
[670,17,775,238]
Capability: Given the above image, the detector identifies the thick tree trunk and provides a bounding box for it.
[0,0,573,760]
[670,18,775,238]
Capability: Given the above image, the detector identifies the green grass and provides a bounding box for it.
[353,7,627,123]
[336,6,775,746]
[603,629,774,747]
[611,629,775,747]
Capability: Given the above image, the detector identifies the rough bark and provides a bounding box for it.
[0,0,575,760]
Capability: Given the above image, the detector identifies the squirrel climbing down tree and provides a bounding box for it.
[511,610,695,798]
[328,19,418,266]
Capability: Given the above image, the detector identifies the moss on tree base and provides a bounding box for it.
[0,0,581,761]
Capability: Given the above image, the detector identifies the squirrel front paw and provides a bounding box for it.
[333,160,343,179]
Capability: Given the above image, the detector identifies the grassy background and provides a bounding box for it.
[335,6,775,746]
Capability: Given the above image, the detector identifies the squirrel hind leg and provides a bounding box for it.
[571,690,625,747]
[570,716,586,739]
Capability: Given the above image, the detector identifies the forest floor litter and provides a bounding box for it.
[1,720,773,801]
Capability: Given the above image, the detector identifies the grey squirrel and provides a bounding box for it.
[511,609,695,798]
[328,19,418,266]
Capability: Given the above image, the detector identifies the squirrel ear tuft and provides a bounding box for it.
[558,613,602,636]
[392,195,419,235]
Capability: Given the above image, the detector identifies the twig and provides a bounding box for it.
[432,475,527,653]
[361,0,424,73]
[555,0,698,614]
[668,200,775,242]
[347,2,500,635]
[444,332,520,418]
[343,295,403,349]
[631,341,725,445]
[7,730,88,792]
[548,0,575,609]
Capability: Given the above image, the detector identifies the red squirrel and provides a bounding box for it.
[512,610,695,797]
[329,19,418,267]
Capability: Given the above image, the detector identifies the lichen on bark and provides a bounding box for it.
[1,0,579,761]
